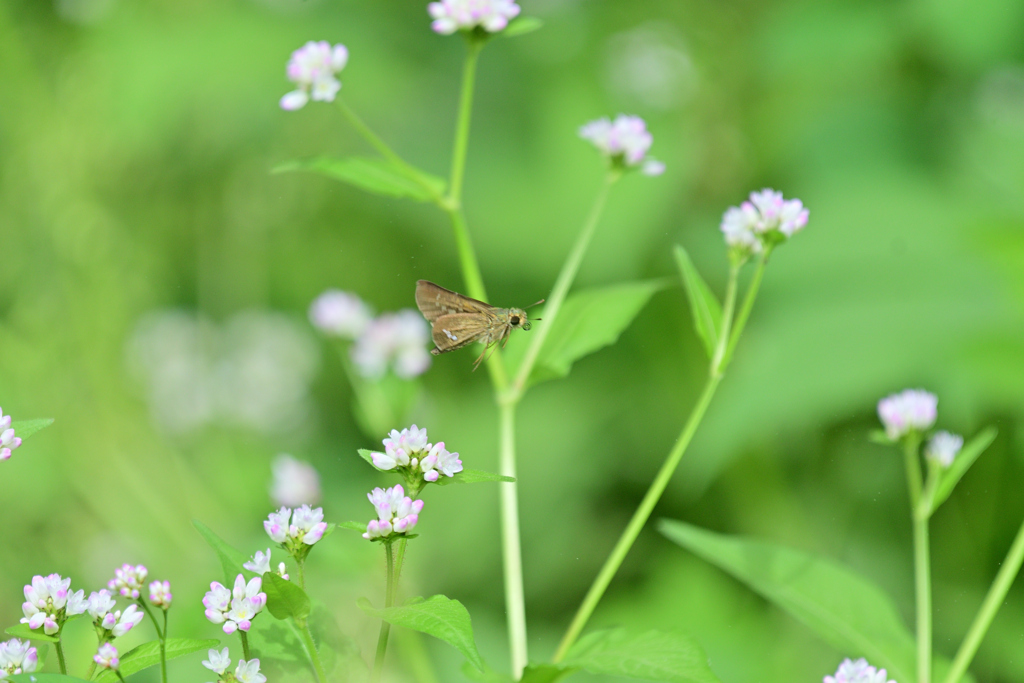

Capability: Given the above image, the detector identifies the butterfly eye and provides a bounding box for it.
[510,315,520,325]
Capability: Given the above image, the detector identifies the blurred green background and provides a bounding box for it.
[2,0,1024,681]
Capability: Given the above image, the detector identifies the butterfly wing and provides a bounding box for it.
[429,313,491,355]
[416,280,494,322]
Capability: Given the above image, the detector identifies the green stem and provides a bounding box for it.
[720,248,770,371]
[903,436,930,683]
[394,537,409,589]
[371,542,397,683]
[55,636,67,675]
[161,610,168,683]
[297,559,307,591]
[448,37,484,207]
[297,618,327,683]
[499,403,528,677]
[240,631,251,661]
[509,171,620,399]
[942,515,1024,683]
[710,263,741,377]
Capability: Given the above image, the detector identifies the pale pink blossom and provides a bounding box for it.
[202,648,231,676]
[0,408,22,462]
[149,580,173,609]
[926,431,963,468]
[234,658,267,683]
[308,290,371,339]
[94,643,119,671]
[109,564,148,600]
[0,638,38,677]
[579,115,664,175]
[824,658,896,683]
[363,485,424,540]
[420,441,463,482]
[204,575,265,635]
[280,42,348,111]
[428,0,521,35]
[351,310,432,379]
[263,505,328,546]
[20,574,84,635]
[878,389,938,440]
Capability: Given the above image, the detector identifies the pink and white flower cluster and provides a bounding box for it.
[579,115,664,176]
[109,564,148,600]
[370,424,463,483]
[428,0,521,35]
[0,638,38,678]
[720,189,809,254]
[0,408,22,462]
[203,575,267,635]
[877,389,938,440]
[264,505,328,547]
[20,574,86,635]
[280,41,348,111]
[363,485,424,540]
[203,648,267,683]
[86,590,144,637]
[93,643,120,671]
[149,580,173,609]
[824,658,896,683]
[308,290,372,340]
[244,548,290,580]
[926,430,963,468]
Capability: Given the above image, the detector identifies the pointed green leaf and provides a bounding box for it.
[564,628,720,683]
[192,519,250,585]
[674,246,723,358]
[95,638,219,683]
[10,418,54,440]
[519,665,577,683]
[931,426,997,511]
[273,157,444,202]
[358,595,485,672]
[659,520,915,683]
[339,521,368,532]
[503,17,543,37]
[435,468,516,486]
[264,572,311,621]
[5,624,60,642]
[8,675,90,683]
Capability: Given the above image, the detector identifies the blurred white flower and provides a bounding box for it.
[579,115,664,175]
[87,589,117,624]
[149,580,173,609]
[280,41,348,111]
[720,189,809,254]
[720,204,763,255]
[363,485,424,540]
[926,431,963,468]
[263,505,328,546]
[270,454,321,507]
[428,0,521,35]
[605,24,696,111]
[877,389,938,440]
[109,564,148,600]
[94,643,119,671]
[420,442,463,482]
[243,549,290,580]
[0,407,22,462]
[109,604,144,637]
[308,289,372,339]
[234,659,267,683]
[0,638,38,677]
[824,658,895,683]
[202,648,231,676]
[351,310,432,379]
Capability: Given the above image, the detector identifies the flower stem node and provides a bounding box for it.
[20,574,87,636]
[263,505,329,564]
[363,485,424,541]
[368,424,463,490]
[0,638,39,677]
[579,115,664,176]
[203,575,267,635]
[428,0,521,36]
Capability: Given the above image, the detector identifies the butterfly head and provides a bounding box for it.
[507,308,531,331]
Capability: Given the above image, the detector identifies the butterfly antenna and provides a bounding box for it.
[526,298,545,309]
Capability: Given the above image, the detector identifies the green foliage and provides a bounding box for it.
[358,595,485,672]
[273,157,445,203]
[264,572,312,622]
[674,246,723,359]
[563,628,721,683]
[357,448,385,471]
[94,638,219,683]
[338,521,368,532]
[434,468,516,485]
[929,426,998,513]
[192,519,250,585]
[8,676,89,683]
[9,418,54,440]
[4,624,59,643]
[659,520,917,683]
[503,17,544,37]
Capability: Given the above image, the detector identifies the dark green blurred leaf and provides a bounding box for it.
[10,418,54,440]
[95,638,218,683]
[4,624,59,642]
[434,468,516,485]
[358,595,486,672]
[564,628,720,683]
[309,605,366,681]
[520,665,577,683]
[868,429,892,445]
[674,246,722,359]
[264,572,311,622]
[9,675,89,683]
[273,157,444,202]
[659,520,915,683]
[357,448,387,471]
[931,426,998,512]
[192,519,249,585]
[339,521,367,532]
[503,17,544,37]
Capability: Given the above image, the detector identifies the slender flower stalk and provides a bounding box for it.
[371,542,398,683]
[901,433,931,683]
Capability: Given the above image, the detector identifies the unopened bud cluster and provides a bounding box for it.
[720,189,809,257]
[370,424,463,486]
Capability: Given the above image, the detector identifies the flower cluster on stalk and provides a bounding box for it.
[109,564,148,600]
[263,504,328,564]
[203,575,267,635]
[720,188,809,258]
[0,408,22,462]
[369,424,463,487]
[149,580,173,609]
[20,574,86,635]
[94,643,120,672]
[824,658,896,683]
[0,639,38,678]
[86,589,144,639]
[428,0,521,35]
[203,648,266,683]
[280,42,348,111]
[579,115,664,176]
[363,485,424,541]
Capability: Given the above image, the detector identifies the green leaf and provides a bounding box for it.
[520,665,578,683]
[339,521,368,532]
[358,448,387,471]
[868,429,892,444]
[192,519,250,585]
[434,468,516,486]
[264,572,312,622]
[674,246,723,359]
[10,418,54,440]
[358,595,485,672]
[5,623,60,642]
[563,628,720,683]
[274,157,445,202]
[503,16,543,37]
[507,280,666,386]
[931,426,998,511]
[95,638,219,683]
[659,520,916,683]
[8,675,90,683]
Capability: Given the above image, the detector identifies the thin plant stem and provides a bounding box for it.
[240,631,251,661]
[55,636,67,675]
[297,560,307,591]
[394,537,409,590]
[903,435,929,683]
[721,248,770,370]
[942,515,1024,683]
[371,542,397,683]
[448,37,483,207]
[138,600,168,683]
[710,262,741,377]
[509,171,620,400]
[499,402,528,677]
[297,618,327,683]
[554,264,747,661]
